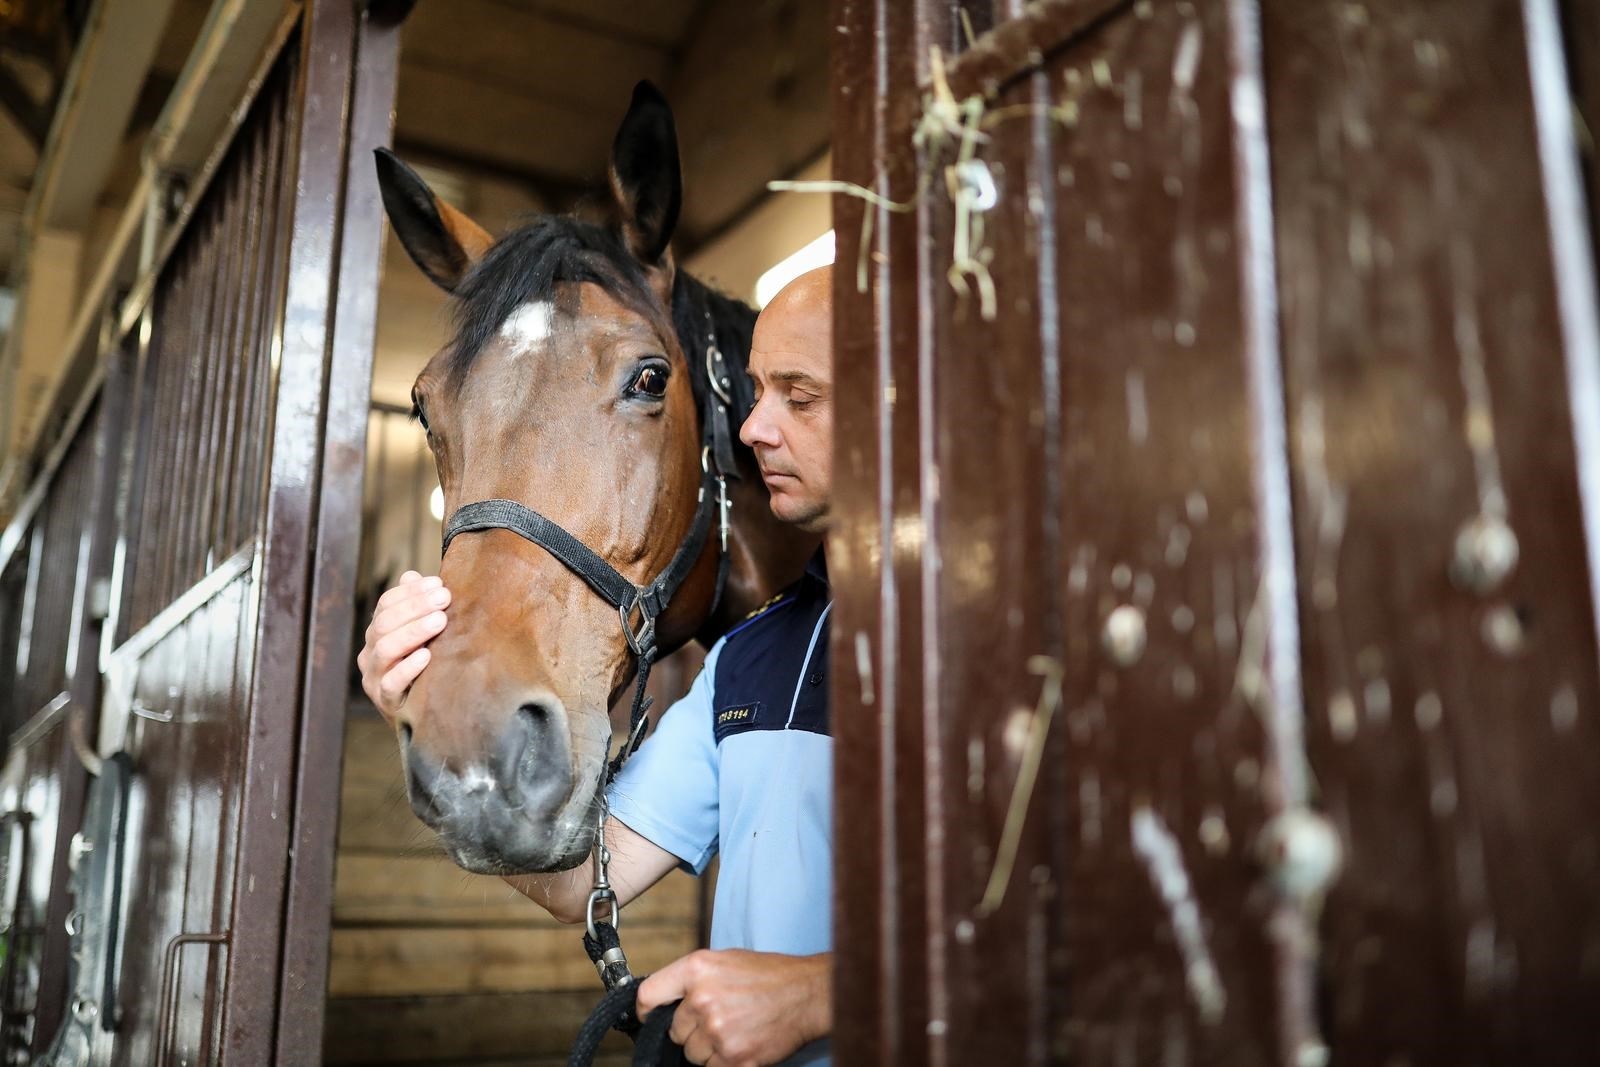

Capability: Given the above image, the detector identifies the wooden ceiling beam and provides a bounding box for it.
[28,0,178,228]
[662,0,832,244]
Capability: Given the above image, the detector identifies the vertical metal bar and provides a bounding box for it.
[219,0,361,1057]
[211,116,270,562]
[192,139,250,574]
[274,2,404,1057]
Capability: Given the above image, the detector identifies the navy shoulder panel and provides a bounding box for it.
[710,577,831,743]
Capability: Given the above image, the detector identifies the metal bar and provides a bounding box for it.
[6,692,71,754]
[116,5,304,337]
[99,183,166,657]
[102,542,254,680]
[273,5,406,1055]
[218,0,360,1055]
[208,116,269,565]
[153,931,229,1067]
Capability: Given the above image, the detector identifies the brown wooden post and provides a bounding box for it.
[830,0,1600,1063]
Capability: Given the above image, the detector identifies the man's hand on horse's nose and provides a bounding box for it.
[357,570,451,718]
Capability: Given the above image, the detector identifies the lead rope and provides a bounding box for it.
[570,305,735,1067]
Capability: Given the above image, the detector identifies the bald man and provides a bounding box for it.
[357,267,837,1066]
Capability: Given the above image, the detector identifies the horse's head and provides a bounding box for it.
[374,83,747,874]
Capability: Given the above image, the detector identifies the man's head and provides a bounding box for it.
[741,265,834,532]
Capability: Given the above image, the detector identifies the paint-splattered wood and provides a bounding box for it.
[833,0,1600,1062]
[1266,2,1600,1064]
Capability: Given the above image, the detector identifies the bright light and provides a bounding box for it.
[755,230,835,308]
[429,485,444,522]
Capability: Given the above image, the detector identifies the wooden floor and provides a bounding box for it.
[324,713,703,1066]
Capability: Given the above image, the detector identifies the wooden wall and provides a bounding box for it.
[324,712,704,1066]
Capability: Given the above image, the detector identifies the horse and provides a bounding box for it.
[372,82,818,875]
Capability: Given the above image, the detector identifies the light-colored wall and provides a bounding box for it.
[683,154,832,305]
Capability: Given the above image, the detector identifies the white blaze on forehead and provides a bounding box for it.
[498,300,555,353]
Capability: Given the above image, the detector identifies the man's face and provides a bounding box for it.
[740,268,833,532]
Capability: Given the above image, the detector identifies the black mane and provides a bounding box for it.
[444,215,756,425]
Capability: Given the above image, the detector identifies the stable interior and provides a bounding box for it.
[332,4,830,1064]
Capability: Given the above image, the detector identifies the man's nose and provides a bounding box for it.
[740,397,780,449]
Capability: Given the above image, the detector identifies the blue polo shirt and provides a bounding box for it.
[607,551,832,1061]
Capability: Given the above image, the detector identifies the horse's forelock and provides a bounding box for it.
[438,215,759,433]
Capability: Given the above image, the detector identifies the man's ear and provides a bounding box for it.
[374,148,494,292]
[608,81,682,267]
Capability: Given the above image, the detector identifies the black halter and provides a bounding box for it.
[439,299,741,777]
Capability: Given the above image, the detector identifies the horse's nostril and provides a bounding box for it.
[495,704,548,780]
[399,722,414,746]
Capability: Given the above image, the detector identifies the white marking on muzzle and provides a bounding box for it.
[461,765,496,794]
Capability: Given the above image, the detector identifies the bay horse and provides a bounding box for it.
[372,82,817,875]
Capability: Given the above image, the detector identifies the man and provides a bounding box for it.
[358,265,837,1066]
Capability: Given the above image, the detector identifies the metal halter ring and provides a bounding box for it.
[586,886,621,940]
[619,598,655,657]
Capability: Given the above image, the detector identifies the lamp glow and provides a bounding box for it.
[755,230,835,307]
[429,485,444,522]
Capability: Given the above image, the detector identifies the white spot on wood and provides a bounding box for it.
[1415,691,1444,731]
[1198,808,1230,855]
[1080,774,1102,846]
[1431,779,1458,817]
[1328,689,1358,742]
[1131,805,1227,1023]
[1172,22,1203,95]
[1172,663,1197,700]
[1165,523,1191,567]
[1126,370,1150,444]
[1551,683,1579,733]
[1258,808,1343,899]
[854,630,875,705]
[1363,678,1392,726]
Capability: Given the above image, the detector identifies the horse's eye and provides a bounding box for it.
[629,362,669,399]
[412,402,431,435]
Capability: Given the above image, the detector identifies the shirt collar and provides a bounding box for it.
[804,545,829,586]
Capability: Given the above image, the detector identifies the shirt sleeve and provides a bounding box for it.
[606,640,722,875]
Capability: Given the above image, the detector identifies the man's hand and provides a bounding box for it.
[356,569,450,719]
[637,950,830,1067]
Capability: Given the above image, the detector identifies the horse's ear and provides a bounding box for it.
[374,148,494,293]
[608,81,682,267]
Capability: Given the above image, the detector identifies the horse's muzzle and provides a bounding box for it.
[400,702,595,873]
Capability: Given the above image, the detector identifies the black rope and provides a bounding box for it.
[632,1000,685,1067]
[567,982,640,1066]
[566,979,685,1067]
